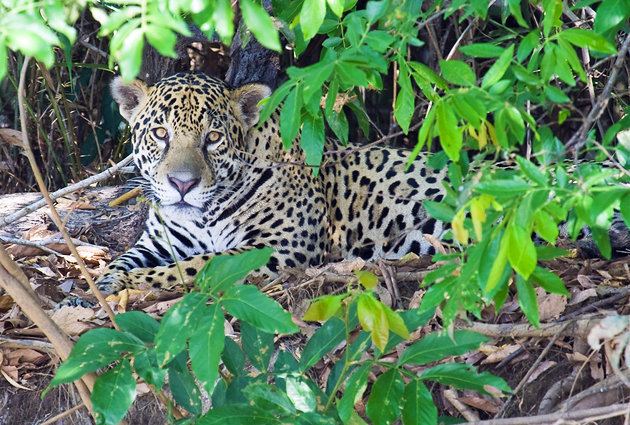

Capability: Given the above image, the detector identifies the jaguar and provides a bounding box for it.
[97,72,448,293]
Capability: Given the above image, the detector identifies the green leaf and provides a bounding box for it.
[300,0,326,40]
[92,359,136,425]
[515,275,540,326]
[531,267,569,296]
[327,0,345,17]
[398,330,487,366]
[366,369,405,425]
[542,0,562,37]
[595,0,630,36]
[243,381,296,413]
[116,27,143,81]
[115,311,159,344]
[383,305,410,339]
[197,405,281,424]
[212,0,235,43]
[540,45,556,82]
[407,107,436,165]
[259,81,293,123]
[223,285,299,334]
[459,43,504,58]
[280,86,304,148]
[155,292,208,366]
[355,270,379,290]
[196,247,273,294]
[300,317,345,370]
[507,222,537,279]
[300,114,326,171]
[303,295,345,322]
[286,376,317,412]
[134,350,165,388]
[508,0,529,27]
[168,353,202,415]
[476,178,531,196]
[241,322,274,372]
[560,28,617,54]
[481,45,514,88]
[516,156,547,186]
[145,25,177,58]
[420,363,511,394]
[190,304,224,394]
[395,84,415,134]
[0,43,6,82]
[222,337,245,375]
[51,329,144,386]
[436,100,462,162]
[591,226,612,259]
[357,293,389,351]
[337,364,370,422]
[423,200,455,222]
[439,60,476,86]
[517,30,540,62]
[240,0,281,51]
[544,85,570,103]
[483,231,510,295]
[402,379,437,425]
[303,62,334,103]
[533,210,559,244]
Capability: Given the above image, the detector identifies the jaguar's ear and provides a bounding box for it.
[111,77,149,122]
[231,83,272,128]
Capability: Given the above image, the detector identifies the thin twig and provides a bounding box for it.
[495,324,568,418]
[16,57,117,326]
[39,403,86,425]
[466,403,630,425]
[0,155,133,229]
[458,315,618,339]
[566,34,630,151]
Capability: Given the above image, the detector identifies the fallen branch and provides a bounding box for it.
[0,155,133,229]
[0,235,104,258]
[458,315,616,339]
[465,402,630,425]
[0,335,55,354]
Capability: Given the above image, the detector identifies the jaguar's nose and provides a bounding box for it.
[167,175,200,196]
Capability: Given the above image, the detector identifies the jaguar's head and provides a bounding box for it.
[111,72,270,210]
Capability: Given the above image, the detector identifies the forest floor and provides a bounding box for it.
[0,187,629,424]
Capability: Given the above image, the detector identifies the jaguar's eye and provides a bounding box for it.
[152,127,169,141]
[205,131,223,149]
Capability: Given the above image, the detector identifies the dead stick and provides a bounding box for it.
[0,265,94,411]
[0,244,39,300]
[465,403,630,425]
[457,315,613,339]
[16,57,117,327]
[0,155,133,229]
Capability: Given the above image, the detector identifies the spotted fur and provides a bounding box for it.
[98,72,446,293]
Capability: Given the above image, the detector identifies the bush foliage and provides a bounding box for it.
[2,0,629,423]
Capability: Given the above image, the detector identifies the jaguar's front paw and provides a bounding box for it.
[95,271,129,295]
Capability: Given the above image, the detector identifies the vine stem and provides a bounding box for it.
[16,57,118,327]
